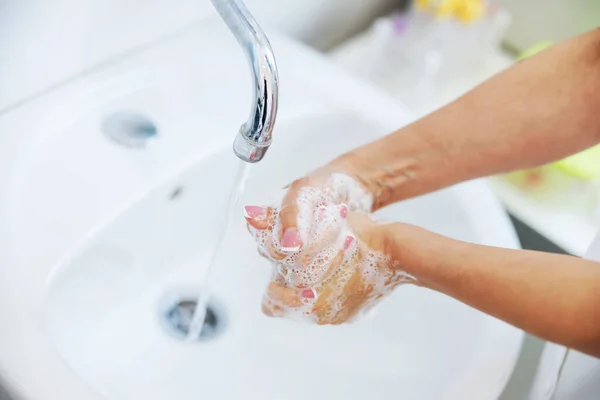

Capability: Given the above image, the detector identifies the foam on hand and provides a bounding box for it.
[250,173,414,324]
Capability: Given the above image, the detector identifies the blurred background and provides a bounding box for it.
[5,0,596,256]
[1,2,599,259]
[1,1,600,398]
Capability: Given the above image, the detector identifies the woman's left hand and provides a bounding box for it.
[245,210,414,325]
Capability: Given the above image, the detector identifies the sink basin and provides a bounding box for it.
[0,20,523,400]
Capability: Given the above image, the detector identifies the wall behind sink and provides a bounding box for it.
[0,0,401,114]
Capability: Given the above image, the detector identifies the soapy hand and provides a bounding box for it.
[244,168,414,325]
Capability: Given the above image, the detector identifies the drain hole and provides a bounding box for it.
[159,290,227,342]
[102,111,158,148]
[169,186,184,201]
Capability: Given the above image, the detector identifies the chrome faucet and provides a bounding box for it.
[211,0,279,163]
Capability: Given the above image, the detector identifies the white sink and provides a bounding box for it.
[0,20,523,400]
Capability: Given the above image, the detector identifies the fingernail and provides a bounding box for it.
[244,205,265,220]
[343,235,355,250]
[340,204,349,219]
[301,289,316,299]
[281,228,302,252]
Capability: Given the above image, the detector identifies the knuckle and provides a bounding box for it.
[261,303,274,316]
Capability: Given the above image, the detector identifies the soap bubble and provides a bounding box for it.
[249,173,415,324]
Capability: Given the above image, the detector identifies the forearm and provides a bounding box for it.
[389,224,600,356]
[338,28,600,210]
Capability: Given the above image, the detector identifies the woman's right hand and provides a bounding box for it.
[251,153,380,254]
[245,206,416,324]
[244,156,375,284]
[242,156,416,324]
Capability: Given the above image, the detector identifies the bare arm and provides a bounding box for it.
[341,27,600,354]
[385,223,600,357]
[333,28,600,210]
[252,28,600,351]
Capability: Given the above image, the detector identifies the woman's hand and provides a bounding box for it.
[261,155,377,255]
[246,25,600,352]
[243,160,415,324]
[285,214,413,324]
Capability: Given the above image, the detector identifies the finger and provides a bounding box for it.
[265,236,288,261]
[301,204,348,255]
[312,267,344,319]
[244,206,274,230]
[321,249,345,284]
[245,207,287,261]
[328,269,372,324]
[261,300,284,317]
[312,249,358,324]
[279,178,310,252]
[296,244,345,287]
[266,282,303,308]
[262,302,276,317]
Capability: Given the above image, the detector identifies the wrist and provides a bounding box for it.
[326,126,449,211]
[379,222,456,288]
[325,151,383,209]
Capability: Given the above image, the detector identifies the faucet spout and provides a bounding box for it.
[210,0,279,163]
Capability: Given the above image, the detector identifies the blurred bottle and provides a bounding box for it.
[359,0,511,113]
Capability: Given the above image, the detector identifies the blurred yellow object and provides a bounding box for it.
[434,1,457,18]
[415,0,429,10]
[414,0,486,23]
[554,145,600,180]
[517,41,554,61]
[455,0,485,23]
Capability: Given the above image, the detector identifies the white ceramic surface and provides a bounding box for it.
[0,20,523,400]
[0,0,396,113]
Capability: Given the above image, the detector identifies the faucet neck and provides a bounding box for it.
[210,0,279,163]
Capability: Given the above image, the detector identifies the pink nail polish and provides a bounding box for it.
[281,228,302,252]
[244,205,265,220]
[343,236,355,250]
[340,204,349,219]
[301,289,316,299]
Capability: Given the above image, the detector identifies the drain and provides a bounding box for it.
[169,186,184,201]
[159,290,227,342]
[102,111,158,148]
